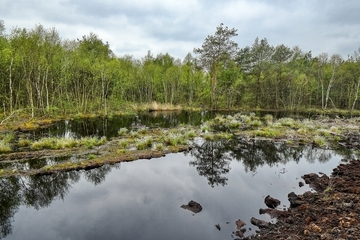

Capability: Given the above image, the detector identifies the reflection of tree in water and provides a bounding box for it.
[189,138,344,182]
[230,139,305,172]
[23,171,81,210]
[0,176,22,239]
[190,139,232,187]
[302,146,332,163]
[0,163,119,239]
[83,164,117,185]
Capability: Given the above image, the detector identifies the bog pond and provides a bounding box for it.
[0,111,355,239]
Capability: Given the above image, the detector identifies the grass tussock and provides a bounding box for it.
[0,140,12,153]
[31,137,107,150]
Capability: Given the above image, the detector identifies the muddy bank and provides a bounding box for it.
[243,159,360,240]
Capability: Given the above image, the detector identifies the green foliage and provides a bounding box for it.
[0,20,359,114]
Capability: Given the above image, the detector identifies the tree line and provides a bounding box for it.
[1,20,360,116]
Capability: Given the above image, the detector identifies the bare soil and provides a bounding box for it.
[243,159,360,240]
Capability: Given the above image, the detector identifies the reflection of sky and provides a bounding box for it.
[7,151,343,240]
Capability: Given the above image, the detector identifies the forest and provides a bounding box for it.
[1,20,360,117]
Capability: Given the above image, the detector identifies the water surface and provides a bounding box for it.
[1,139,352,240]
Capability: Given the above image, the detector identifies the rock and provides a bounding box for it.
[288,192,303,208]
[264,195,281,208]
[299,181,304,187]
[235,219,246,229]
[250,217,269,228]
[259,208,291,219]
[302,173,329,192]
[180,200,202,213]
[236,228,246,238]
[215,224,221,231]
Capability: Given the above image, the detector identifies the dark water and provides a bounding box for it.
[26,111,218,139]
[1,138,354,240]
[25,110,320,140]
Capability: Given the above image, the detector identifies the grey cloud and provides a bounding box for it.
[2,0,360,58]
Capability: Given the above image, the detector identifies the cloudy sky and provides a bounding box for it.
[2,0,360,59]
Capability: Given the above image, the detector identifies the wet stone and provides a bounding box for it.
[180,200,202,214]
[264,195,281,208]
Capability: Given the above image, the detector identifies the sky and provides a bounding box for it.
[2,0,360,60]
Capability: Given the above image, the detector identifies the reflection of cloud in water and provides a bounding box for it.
[3,144,348,240]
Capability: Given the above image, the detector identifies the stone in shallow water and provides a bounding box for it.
[180,200,202,213]
[264,195,281,209]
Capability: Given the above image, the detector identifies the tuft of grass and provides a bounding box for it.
[117,149,127,154]
[118,128,129,136]
[186,131,196,139]
[313,135,326,147]
[80,137,107,149]
[315,129,331,137]
[154,143,165,151]
[118,139,130,148]
[31,136,106,150]
[55,138,79,149]
[201,125,210,133]
[138,127,149,135]
[18,138,32,147]
[0,140,12,153]
[203,133,215,141]
[277,118,297,128]
[250,119,263,128]
[0,133,15,143]
[136,137,153,150]
[31,138,56,150]
[162,133,187,146]
[263,114,274,126]
[215,132,233,139]
[254,128,281,138]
